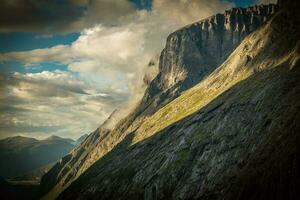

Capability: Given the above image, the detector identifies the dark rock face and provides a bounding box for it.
[56,3,300,200]
[139,4,278,116]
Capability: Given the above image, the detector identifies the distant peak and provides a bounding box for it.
[43,135,75,144]
[0,135,38,142]
[44,135,61,140]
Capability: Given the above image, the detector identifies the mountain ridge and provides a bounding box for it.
[0,135,75,180]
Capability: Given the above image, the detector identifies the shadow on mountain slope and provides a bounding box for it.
[0,177,39,200]
[57,63,300,199]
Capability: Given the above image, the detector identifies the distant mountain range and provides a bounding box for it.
[0,134,87,180]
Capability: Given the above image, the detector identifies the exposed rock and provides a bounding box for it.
[138,4,278,117]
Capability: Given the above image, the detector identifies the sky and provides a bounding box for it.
[0,0,276,140]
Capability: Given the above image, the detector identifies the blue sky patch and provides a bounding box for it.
[228,0,256,7]
[0,32,79,53]
[130,0,152,10]
[0,61,69,74]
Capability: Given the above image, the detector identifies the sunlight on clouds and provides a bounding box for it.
[72,25,145,62]
[153,0,233,25]
[0,0,235,139]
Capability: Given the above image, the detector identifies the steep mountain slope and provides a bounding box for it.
[56,2,300,199]
[0,136,74,179]
[39,4,279,199]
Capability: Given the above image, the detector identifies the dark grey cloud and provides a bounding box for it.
[0,105,30,113]
[0,71,88,98]
[0,0,135,33]
[0,0,83,32]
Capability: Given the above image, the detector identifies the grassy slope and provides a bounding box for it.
[132,12,298,144]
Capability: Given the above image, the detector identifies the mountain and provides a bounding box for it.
[43,135,75,145]
[138,4,278,117]
[40,2,300,200]
[0,136,75,179]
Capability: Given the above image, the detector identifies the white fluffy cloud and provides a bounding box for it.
[152,0,233,25]
[0,24,148,74]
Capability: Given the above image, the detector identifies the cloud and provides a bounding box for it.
[0,24,147,74]
[0,0,82,33]
[152,0,233,25]
[0,45,70,64]
[9,71,89,97]
[0,71,128,139]
[0,0,235,33]
[0,0,135,33]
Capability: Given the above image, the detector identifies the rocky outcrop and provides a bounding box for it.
[156,4,277,89]
[56,2,300,199]
[39,4,281,200]
[138,4,278,117]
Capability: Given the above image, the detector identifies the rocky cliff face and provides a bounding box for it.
[139,4,278,116]
[155,4,277,89]
[39,4,285,200]
[55,2,300,199]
